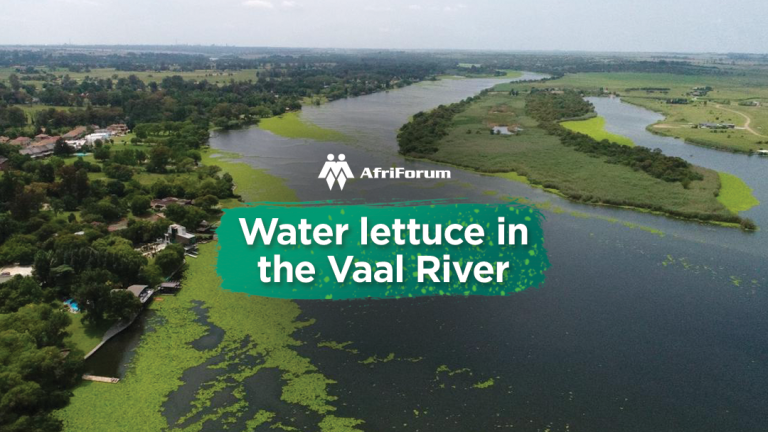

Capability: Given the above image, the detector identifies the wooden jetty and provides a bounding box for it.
[82,374,120,384]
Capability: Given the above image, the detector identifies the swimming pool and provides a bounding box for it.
[64,299,79,312]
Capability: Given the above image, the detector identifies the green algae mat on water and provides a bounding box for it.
[561,116,634,147]
[57,242,365,432]
[717,172,760,213]
[57,152,360,431]
[202,150,299,203]
[259,112,350,142]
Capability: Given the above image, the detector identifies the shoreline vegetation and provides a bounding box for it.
[717,172,760,213]
[561,116,635,147]
[492,72,768,154]
[57,152,368,431]
[257,112,350,142]
[397,87,757,229]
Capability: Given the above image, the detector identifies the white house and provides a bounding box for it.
[84,132,112,144]
[66,139,87,150]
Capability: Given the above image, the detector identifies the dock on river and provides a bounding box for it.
[82,374,120,384]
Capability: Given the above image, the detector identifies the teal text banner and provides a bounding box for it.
[216,201,549,300]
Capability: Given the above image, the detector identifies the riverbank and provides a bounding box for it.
[494,71,768,154]
[624,96,768,154]
[57,149,366,431]
[398,91,748,227]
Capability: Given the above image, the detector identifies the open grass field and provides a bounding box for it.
[0,67,262,88]
[495,72,768,153]
[717,172,760,213]
[65,315,114,355]
[561,116,634,146]
[258,112,350,142]
[422,93,737,222]
[18,104,71,116]
[629,98,768,152]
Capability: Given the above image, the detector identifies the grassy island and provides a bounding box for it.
[397,88,755,227]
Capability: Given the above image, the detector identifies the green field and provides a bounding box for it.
[65,315,114,355]
[717,172,760,213]
[0,67,262,88]
[561,116,634,146]
[258,112,349,142]
[418,92,739,223]
[494,72,768,153]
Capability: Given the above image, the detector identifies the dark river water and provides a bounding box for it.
[99,75,768,431]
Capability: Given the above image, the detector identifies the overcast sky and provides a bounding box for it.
[2,0,767,53]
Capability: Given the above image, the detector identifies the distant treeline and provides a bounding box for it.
[439,53,728,77]
[0,51,453,137]
[526,90,703,187]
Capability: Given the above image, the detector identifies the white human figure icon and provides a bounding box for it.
[334,154,353,190]
[318,154,354,190]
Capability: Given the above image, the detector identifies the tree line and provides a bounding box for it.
[525,90,705,187]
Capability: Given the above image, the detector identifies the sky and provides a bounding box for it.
[1,0,767,53]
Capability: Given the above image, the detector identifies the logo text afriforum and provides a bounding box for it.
[319,154,451,191]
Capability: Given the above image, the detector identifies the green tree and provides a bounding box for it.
[154,244,185,276]
[0,276,44,313]
[130,195,151,216]
[8,73,22,91]
[164,203,206,229]
[93,145,111,161]
[73,269,115,323]
[147,145,172,173]
[0,304,82,432]
[106,289,141,321]
[193,194,219,212]
[0,303,71,348]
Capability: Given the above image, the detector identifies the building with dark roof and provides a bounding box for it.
[11,137,32,147]
[125,285,154,304]
[62,126,87,140]
[20,142,55,159]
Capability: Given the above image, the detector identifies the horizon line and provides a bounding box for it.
[0,44,766,57]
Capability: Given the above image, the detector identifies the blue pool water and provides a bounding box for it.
[64,299,79,312]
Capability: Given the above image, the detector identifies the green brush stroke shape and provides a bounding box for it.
[217,201,549,300]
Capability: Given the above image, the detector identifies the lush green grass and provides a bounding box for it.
[495,72,768,153]
[420,92,735,222]
[561,116,634,146]
[717,172,760,213]
[258,112,349,142]
[627,98,768,153]
[18,104,71,117]
[65,314,114,354]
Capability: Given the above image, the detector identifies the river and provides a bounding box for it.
[100,74,768,431]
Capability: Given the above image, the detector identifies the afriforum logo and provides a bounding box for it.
[319,154,451,191]
[319,154,354,190]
